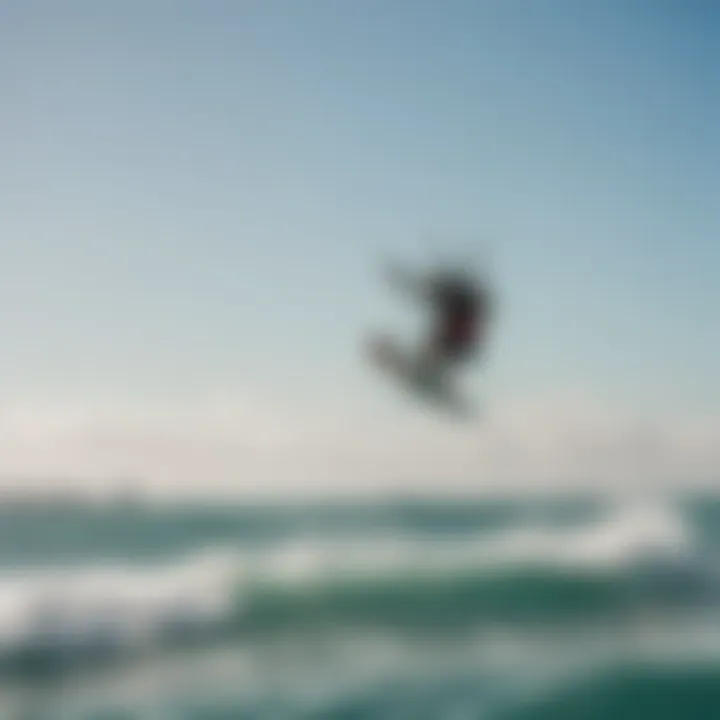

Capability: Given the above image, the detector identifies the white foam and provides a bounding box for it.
[0,500,697,664]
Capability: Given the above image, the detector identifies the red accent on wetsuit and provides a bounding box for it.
[440,308,477,354]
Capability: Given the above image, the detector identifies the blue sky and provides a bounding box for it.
[1,1,719,492]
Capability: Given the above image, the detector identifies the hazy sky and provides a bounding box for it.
[2,1,718,495]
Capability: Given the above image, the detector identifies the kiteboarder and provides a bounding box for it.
[385,262,493,374]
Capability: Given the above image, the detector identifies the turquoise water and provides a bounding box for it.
[2,494,720,718]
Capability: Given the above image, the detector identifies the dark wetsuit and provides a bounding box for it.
[429,276,488,362]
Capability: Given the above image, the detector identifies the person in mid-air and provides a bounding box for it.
[385,262,493,379]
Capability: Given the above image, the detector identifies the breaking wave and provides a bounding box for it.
[0,499,712,679]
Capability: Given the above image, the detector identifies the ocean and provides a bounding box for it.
[1,493,720,719]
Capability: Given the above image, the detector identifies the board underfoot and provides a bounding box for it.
[366,333,473,419]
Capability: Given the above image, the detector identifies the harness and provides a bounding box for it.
[433,280,480,355]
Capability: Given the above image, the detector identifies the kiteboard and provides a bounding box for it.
[366,333,473,419]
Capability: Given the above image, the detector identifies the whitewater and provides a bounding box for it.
[1,493,720,718]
